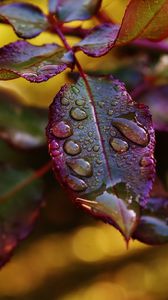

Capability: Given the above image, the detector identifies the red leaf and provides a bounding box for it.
[46,76,155,240]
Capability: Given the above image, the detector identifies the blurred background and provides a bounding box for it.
[1,1,168,299]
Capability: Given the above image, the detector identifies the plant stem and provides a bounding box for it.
[0,161,52,204]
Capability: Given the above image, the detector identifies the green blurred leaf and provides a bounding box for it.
[0,86,48,150]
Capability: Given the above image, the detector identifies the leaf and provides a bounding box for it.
[138,85,168,132]
[0,164,43,267]
[49,0,102,22]
[75,1,168,57]
[115,0,168,45]
[0,41,74,83]
[0,86,48,149]
[74,24,119,57]
[133,197,168,245]
[46,76,155,240]
[0,2,48,39]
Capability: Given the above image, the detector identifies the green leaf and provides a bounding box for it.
[46,76,155,241]
[0,2,48,39]
[0,164,43,267]
[49,0,102,22]
[0,86,48,149]
[0,41,74,82]
[116,0,168,45]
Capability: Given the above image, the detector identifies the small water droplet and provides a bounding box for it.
[96,158,102,165]
[78,125,84,129]
[52,149,60,157]
[67,158,92,177]
[110,137,129,153]
[61,97,70,106]
[49,140,59,151]
[52,121,73,138]
[98,101,105,108]
[66,175,88,191]
[88,132,93,137]
[93,145,100,152]
[70,107,87,121]
[112,117,149,146]
[64,140,81,156]
[108,109,113,116]
[140,156,153,167]
[75,99,85,106]
[72,86,80,95]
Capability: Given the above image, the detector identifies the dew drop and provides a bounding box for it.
[61,97,70,106]
[140,156,153,167]
[64,140,81,156]
[75,99,85,106]
[72,86,80,95]
[110,137,129,153]
[108,109,113,116]
[93,145,100,152]
[112,117,149,146]
[70,107,87,121]
[98,101,105,108]
[52,121,72,138]
[67,158,92,177]
[49,140,59,151]
[66,175,88,191]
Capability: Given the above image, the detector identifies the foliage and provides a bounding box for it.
[0,0,168,267]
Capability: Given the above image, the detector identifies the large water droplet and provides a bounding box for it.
[66,175,88,191]
[112,117,149,146]
[64,140,81,156]
[67,158,92,177]
[52,121,72,138]
[110,137,129,153]
[70,107,87,121]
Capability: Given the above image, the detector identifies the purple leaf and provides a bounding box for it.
[133,197,168,245]
[0,41,74,82]
[46,76,155,240]
[49,0,102,22]
[0,2,48,39]
[0,165,43,268]
[138,85,168,132]
[74,24,119,57]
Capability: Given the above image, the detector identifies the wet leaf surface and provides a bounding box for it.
[46,76,155,240]
[0,87,48,149]
[0,164,43,268]
[138,85,168,132]
[0,41,73,82]
[74,24,119,57]
[133,197,168,245]
[0,2,48,39]
[49,0,102,22]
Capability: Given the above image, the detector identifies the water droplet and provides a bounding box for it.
[88,132,93,137]
[72,86,80,95]
[93,145,100,152]
[67,158,92,177]
[52,121,73,138]
[64,140,81,156]
[98,101,105,108]
[75,99,85,106]
[108,109,113,116]
[49,140,59,151]
[52,149,60,157]
[112,117,149,146]
[78,125,84,129]
[140,156,153,167]
[61,97,70,106]
[110,137,129,153]
[70,107,87,121]
[66,175,88,191]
